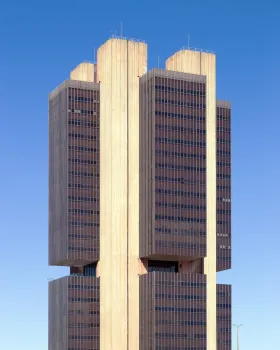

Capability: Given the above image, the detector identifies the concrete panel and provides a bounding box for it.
[97,38,147,350]
[70,62,96,82]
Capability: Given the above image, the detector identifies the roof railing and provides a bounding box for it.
[180,46,215,54]
[110,34,146,43]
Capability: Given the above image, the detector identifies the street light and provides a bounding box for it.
[232,324,243,350]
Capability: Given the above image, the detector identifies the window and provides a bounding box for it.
[155,163,205,172]
[155,98,206,109]
[155,137,205,148]
[155,110,205,121]
[148,260,178,273]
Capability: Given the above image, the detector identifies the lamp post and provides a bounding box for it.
[232,324,243,350]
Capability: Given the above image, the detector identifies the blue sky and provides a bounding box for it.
[0,0,279,349]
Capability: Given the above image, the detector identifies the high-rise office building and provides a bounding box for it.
[49,37,231,350]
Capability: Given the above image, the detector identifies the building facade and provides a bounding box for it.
[49,38,231,350]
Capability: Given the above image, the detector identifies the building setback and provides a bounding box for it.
[49,38,232,350]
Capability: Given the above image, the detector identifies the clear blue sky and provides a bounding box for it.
[0,0,279,349]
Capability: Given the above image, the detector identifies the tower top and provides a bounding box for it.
[180,46,215,54]
[109,33,146,43]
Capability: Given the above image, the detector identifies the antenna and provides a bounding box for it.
[232,324,243,350]
[121,21,123,37]
[188,34,190,49]
[94,46,96,63]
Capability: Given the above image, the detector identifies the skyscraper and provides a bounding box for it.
[49,37,231,350]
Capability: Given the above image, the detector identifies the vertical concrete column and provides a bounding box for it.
[70,62,96,82]
[127,40,148,350]
[97,38,147,350]
[166,50,217,350]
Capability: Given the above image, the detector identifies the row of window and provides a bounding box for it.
[155,110,205,121]
[217,233,229,237]
[217,139,231,145]
[217,315,231,321]
[217,292,231,297]
[68,246,98,252]
[217,161,231,167]
[217,221,230,227]
[155,227,206,237]
[69,335,99,340]
[70,273,96,278]
[156,320,206,326]
[217,126,230,132]
[69,221,99,227]
[69,183,99,190]
[155,176,204,185]
[68,108,97,115]
[68,96,98,103]
[69,297,99,303]
[68,284,99,290]
[155,281,206,288]
[155,84,206,96]
[155,215,206,223]
[156,189,206,199]
[69,310,99,315]
[155,137,206,147]
[68,133,98,140]
[155,149,206,160]
[217,304,231,309]
[217,115,230,121]
[217,256,231,261]
[217,150,231,156]
[156,163,206,172]
[69,145,99,153]
[68,322,100,328]
[156,347,206,350]
[155,293,204,300]
[68,348,96,350]
[69,209,99,215]
[217,209,231,215]
[149,266,177,273]
[217,126,231,133]
[155,124,206,135]
[217,174,231,179]
[155,307,205,313]
[68,234,98,239]
[219,245,231,250]
[155,333,206,339]
[155,241,205,249]
[69,158,98,165]
[155,202,206,211]
[69,171,99,178]
[217,197,231,202]
[68,195,98,202]
[155,98,206,109]
[68,119,99,128]
[217,185,231,191]
[217,340,231,345]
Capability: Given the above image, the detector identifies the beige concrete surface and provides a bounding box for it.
[97,38,147,350]
[70,62,96,82]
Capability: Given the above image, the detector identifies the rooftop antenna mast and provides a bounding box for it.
[94,46,96,63]
[233,324,243,350]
